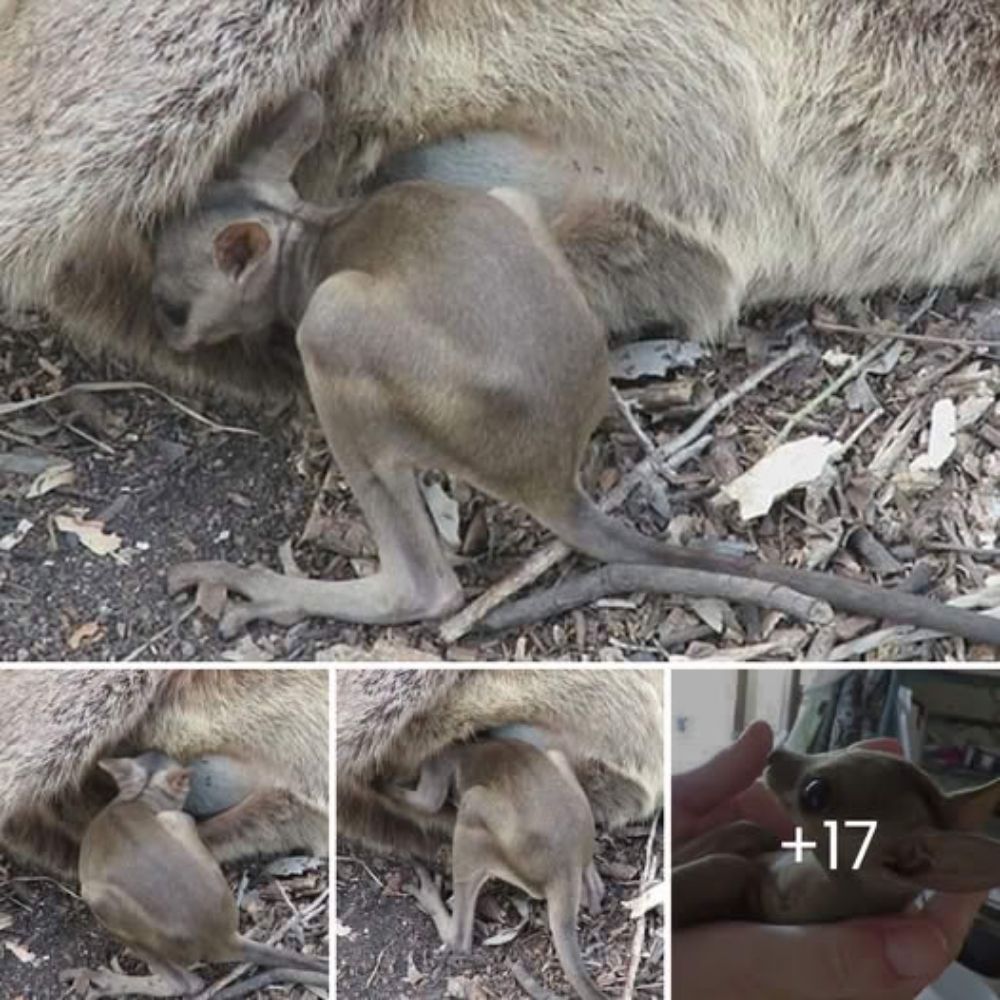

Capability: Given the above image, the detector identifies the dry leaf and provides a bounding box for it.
[420,478,461,549]
[910,398,957,473]
[405,955,426,986]
[4,940,37,964]
[54,514,121,556]
[611,338,706,380]
[25,459,75,499]
[720,436,843,520]
[0,518,33,552]
[68,621,102,651]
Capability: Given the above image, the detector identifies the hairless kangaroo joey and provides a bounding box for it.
[151,90,1000,648]
[673,746,1000,930]
[71,752,328,997]
[386,737,608,1000]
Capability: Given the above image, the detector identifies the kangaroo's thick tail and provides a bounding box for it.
[546,875,608,1000]
[239,938,329,974]
[533,489,1000,647]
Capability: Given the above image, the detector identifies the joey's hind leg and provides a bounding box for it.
[168,274,464,634]
[167,454,461,632]
[406,860,491,953]
[167,421,463,634]
[406,862,461,945]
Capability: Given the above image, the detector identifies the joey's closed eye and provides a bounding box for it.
[800,776,831,812]
[155,297,190,328]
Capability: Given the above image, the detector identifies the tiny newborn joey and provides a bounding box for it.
[387,736,608,1000]
[151,90,1000,647]
[673,745,1000,929]
[71,751,328,997]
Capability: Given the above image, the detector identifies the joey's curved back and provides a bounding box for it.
[336,668,663,857]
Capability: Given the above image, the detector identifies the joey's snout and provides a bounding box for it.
[764,746,809,808]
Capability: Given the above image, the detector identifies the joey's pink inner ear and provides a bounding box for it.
[212,221,271,280]
[165,767,192,798]
[879,829,1000,892]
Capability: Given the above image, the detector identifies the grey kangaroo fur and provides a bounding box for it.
[390,737,608,1000]
[0,670,328,877]
[335,669,663,861]
[149,91,1000,645]
[673,746,1000,929]
[73,753,327,997]
[7,2,1000,401]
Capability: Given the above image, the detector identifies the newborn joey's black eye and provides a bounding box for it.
[800,777,830,813]
[157,297,190,328]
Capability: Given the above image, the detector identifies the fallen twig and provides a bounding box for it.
[813,318,1000,352]
[480,564,834,634]
[0,380,258,436]
[774,291,938,445]
[623,814,661,1000]
[439,340,810,642]
[121,604,197,662]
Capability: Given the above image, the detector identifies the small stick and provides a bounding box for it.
[440,341,810,642]
[813,318,1000,351]
[623,814,662,1000]
[772,339,892,446]
[0,380,258,436]
[208,969,329,1000]
[480,564,834,633]
[610,385,658,458]
[121,604,196,662]
[510,960,562,1000]
[773,291,938,446]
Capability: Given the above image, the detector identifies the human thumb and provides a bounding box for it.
[673,915,952,1000]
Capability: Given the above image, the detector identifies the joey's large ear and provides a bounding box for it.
[212,221,272,281]
[98,757,146,798]
[938,777,1000,831]
[237,90,324,181]
[875,828,1000,892]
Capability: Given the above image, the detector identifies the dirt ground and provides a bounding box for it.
[0,851,329,999]
[336,821,663,1000]
[2,284,999,662]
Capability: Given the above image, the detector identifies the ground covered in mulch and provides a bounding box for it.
[2,284,999,661]
[0,851,329,1000]
[336,820,663,1000]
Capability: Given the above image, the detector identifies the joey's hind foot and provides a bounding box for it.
[168,561,308,637]
[406,862,462,948]
[61,966,203,998]
[406,861,447,912]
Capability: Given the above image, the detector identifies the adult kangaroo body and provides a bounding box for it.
[4,1,1000,400]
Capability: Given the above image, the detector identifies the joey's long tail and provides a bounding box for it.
[545,876,607,1000]
[536,490,1000,647]
[238,938,329,973]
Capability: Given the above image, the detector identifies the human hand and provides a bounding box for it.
[672,891,985,1000]
[672,722,985,999]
